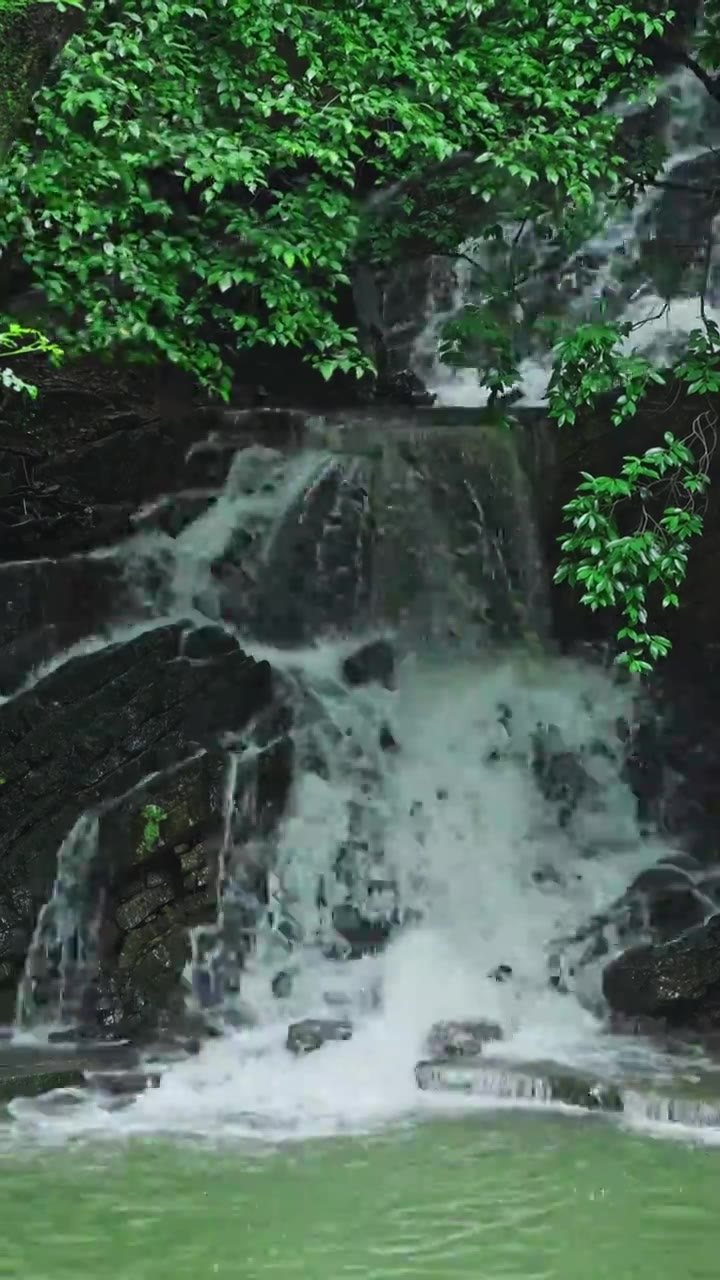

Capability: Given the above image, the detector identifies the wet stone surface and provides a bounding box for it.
[286,1019,354,1055]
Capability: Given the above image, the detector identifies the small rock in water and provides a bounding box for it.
[341,639,395,688]
[425,1019,503,1058]
[286,1019,353,1055]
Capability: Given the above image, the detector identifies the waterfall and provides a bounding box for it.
[404,66,720,407]
[10,417,656,1041]
[6,395,702,1142]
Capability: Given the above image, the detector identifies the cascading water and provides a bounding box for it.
[5,407,704,1145]
[406,66,720,407]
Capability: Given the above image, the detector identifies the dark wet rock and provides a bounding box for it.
[603,913,720,1029]
[0,622,291,1035]
[342,639,395,689]
[286,1018,353,1055]
[424,1019,504,1058]
[415,1057,624,1112]
[489,964,513,983]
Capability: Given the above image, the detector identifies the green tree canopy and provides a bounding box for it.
[0,0,677,397]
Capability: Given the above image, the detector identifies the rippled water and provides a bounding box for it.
[1,1114,717,1279]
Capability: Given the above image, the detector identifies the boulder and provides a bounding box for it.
[286,1018,353,1055]
[424,1019,504,1058]
[0,622,291,1034]
[549,858,715,993]
[602,913,720,1029]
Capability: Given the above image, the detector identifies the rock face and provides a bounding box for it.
[0,622,292,1035]
[602,914,720,1031]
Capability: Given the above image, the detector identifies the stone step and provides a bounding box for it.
[416,1057,623,1111]
[416,1056,720,1127]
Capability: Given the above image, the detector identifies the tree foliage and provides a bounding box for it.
[0,323,63,398]
[0,0,675,399]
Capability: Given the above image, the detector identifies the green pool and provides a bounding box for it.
[2,1112,718,1280]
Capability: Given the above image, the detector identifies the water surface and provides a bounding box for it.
[2,1113,717,1279]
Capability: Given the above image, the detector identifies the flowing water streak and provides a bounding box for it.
[16,813,102,1032]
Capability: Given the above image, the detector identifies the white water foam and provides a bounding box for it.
[5,649,690,1146]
